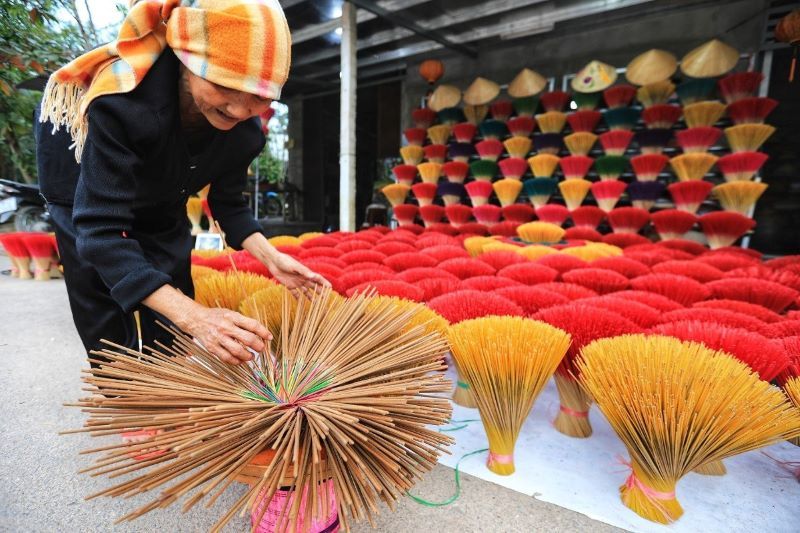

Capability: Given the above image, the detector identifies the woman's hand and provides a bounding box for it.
[267,251,331,296]
[182,306,272,365]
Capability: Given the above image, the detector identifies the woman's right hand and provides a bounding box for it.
[183,306,272,365]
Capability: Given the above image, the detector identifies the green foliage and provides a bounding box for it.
[0,1,88,183]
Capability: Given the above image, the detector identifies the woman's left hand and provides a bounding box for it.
[267,251,331,296]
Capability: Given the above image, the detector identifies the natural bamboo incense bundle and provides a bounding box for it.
[463,104,489,124]
[713,181,768,215]
[381,183,411,206]
[683,101,726,128]
[194,271,274,311]
[448,316,571,475]
[68,288,454,531]
[240,285,297,351]
[186,197,204,235]
[577,334,800,524]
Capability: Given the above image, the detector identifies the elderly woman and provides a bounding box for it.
[36,0,326,366]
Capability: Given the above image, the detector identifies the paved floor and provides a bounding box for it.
[0,259,621,533]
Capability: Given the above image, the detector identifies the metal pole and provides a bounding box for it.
[339,1,357,231]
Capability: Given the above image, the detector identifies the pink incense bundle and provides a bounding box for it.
[478,250,526,270]
[607,207,650,234]
[392,204,419,228]
[559,155,594,180]
[725,265,800,292]
[397,267,458,284]
[383,252,437,272]
[718,72,764,104]
[603,85,637,108]
[489,221,521,237]
[534,281,598,300]
[465,181,494,207]
[461,275,523,292]
[533,303,642,437]
[540,90,571,112]
[705,278,799,313]
[412,107,437,128]
[507,116,536,137]
[694,299,783,324]
[676,127,722,153]
[641,104,682,129]
[419,205,446,228]
[392,164,418,186]
[591,180,628,212]
[445,204,473,227]
[567,110,602,133]
[726,97,778,124]
[411,183,438,206]
[346,279,424,301]
[570,205,606,229]
[493,285,569,315]
[498,158,529,180]
[472,204,502,226]
[599,130,634,156]
[630,153,669,181]
[414,276,463,302]
[698,212,755,249]
[761,320,800,340]
[668,181,713,214]
[605,289,684,312]
[630,273,711,305]
[590,256,651,279]
[497,262,559,285]
[502,204,535,223]
[602,233,651,249]
[561,268,629,295]
[491,100,514,121]
[579,296,661,327]
[452,122,477,143]
[442,161,470,184]
[404,128,426,146]
[420,245,469,263]
[373,240,417,256]
[475,139,505,161]
[650,209,698,240]
[423,144,448,164]
[438,257,497,280]
[564,227,602,241]
[456,222,489,236]
[716,152,769,182]
[653,321,789,382]
[428,289,524,323]
[652,259,724,283]
[536,204,570,226]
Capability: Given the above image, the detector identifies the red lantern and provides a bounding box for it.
[419,59,444,85]
[776,9,800,81]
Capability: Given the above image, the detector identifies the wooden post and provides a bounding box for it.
[339,1,357,231]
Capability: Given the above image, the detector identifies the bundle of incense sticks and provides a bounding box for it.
[65,288,453,532]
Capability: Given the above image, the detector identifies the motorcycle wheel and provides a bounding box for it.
[14,205,52,233]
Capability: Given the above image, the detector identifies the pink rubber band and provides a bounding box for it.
[624,472,675,501]
[488,452,513,465]
[559,405,589,418]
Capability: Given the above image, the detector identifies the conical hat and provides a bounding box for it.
[625,49,678,85]
[508,68,547,98]
[463,77,500,105]
[571,60,617,93]
[680,39,739,78]
[428,84,461,112]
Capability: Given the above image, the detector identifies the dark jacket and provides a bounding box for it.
[36,49,265,313]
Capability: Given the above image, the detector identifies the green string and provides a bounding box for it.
[440,418,481,432]
[456,380,469,389]
[406,448,489,507]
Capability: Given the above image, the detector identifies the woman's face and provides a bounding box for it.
[185,70,272,131]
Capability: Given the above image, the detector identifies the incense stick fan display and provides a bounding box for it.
[66,288,454,532]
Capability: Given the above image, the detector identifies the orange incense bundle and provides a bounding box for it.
[534,303,642,437]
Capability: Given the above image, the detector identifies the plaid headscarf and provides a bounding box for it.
[40,0,291,161]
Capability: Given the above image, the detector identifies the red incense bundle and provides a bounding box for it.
[570,205,606,229]
[340,249,389,267]
[694,299,783,324]
[491,100,514,121]
[473,204,502,226]
[423,144,448,164]
[657,307,765,332]
[599,130,634,156]
[420,245,469,263]
[630,273,711,305]
[725,265,800,292]
[21,233,56,281]
[346,279,424,301]
[412,107,437,128]
[457,222,489,236]
[717,72,764,104]
[564,227,603,241]
[650,209,698,240]
[404,128,426,146]
[392,165,418,186]
[465,181,494,207]
[605,289,684,312]
[668,181,713,214]
[415,276,464,302]
[336,269,395,292]
[579,296,661,327]
[477,250,526,270]
[603,85,637,108]
[716,152,769,182]
[498,157,529,180]
[535,254,589,275]
[497,262,559,285]
[452,122,477,143]
[567,110,602,133]
[540,90,571,112]
[630,154,669,182]
[559,155,594,180]
[652,259,724,283]
[0,233,31,279]
[642,104,682,129]
[656,238,707,256]
[428,289,524,322]
[534,281,597,300]
[695,252,758,272]
[698,211,755,249]
[502,204,535,223]
[442,161,470,184]
[461,275,522,292]
[397,266,458,283]
[590,256,651,279]
[383,252,437,272]
[475,139,505,161]
[761,321,800,340]
[489,221,521,237]
[675,127,722,153]
[391,204,418,228]
[603,233,652,248]
[591,180,628,212]
[536,204,570,226]
[607,207,650,234]
[507,116,536,137]
[726,97,778,125]
[445,204,473,227]
[373,240,417,256]
[561,268,629,295]
[411,183,438,207]
[419,205,446,227]
[493,285,569,314]
[706,278,799,313]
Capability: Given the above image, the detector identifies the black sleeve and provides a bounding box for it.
[207,120,266,249]
[72,97,172,313]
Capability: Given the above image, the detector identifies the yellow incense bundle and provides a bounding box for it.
[670,153,718,181]
[240,285,298,349]
[564,132,598,156]
[536,111,567,133]
[713,181,768,215]
[449,316,570,475]
[504,136,533,159]
[400,145,425,165]
[190,264,217,281]
[186,197,203,235]
[493,178,524,207]
[194,271,274,310]
[517,221,566,243]
[462,236,495,257]
[578,334,800,524]
[418,161,443,184]
[381,183,411,206]
[298,232,323,242]
[427,124,452,145]
[636,80,675,107]
[558,178,593,210]
[724,124,776,152]
[517,245,559,260]
[464,104,489,124]
[268,235,302,247]
[68,288,453,531]
[527,154,561,177]
[683,101,726,128]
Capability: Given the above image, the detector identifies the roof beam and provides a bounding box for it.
[291,0,431,45]
[293,0,549,68]
[346,0,477,58]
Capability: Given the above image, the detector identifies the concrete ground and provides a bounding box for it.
[0,255,621,533]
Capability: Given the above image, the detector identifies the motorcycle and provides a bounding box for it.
[0,179,52,232]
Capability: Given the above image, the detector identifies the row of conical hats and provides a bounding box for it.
[430,39,740,111]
